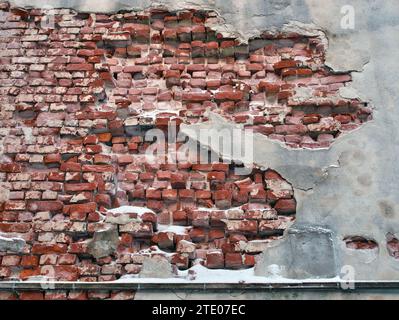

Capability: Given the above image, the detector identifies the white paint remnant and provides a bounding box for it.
[157,224,191,235]
[117,263,342,284]
[107,205,155,216]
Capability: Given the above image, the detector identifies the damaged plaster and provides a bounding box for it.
[3,0,399,282]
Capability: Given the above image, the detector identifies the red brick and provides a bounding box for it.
[274,198,296,214]
[156,171,171,180]
[146,200,163,212]
[171,254,189,270]
[45,291,68,300]
[64,202,96,216]
[211,163,229,172]
[179,189,195,199]
[95,194,112,208]
[0,163,21,173]
[32,244,67,254]
[320,75,351,85]
[205,250,224,269]
[273,60,298,70]
[208,229,225,241]
[52,265,79,281]
[189,227,207,243]
[334,114,352,124]
[58,254,77,265]
[225,220,258,235]
[152,232,174,249]
[207,171,225,181]
[118,155,134,165]
[195,190,211,199]
[170,173,186,189]
[60,162,81,172]
[68,242,88,254]
[21,255,39,267]
[82,164,115,173]
[244,254,255,267]
[19,292,44,300]
[68,291,88,300]
[4,201,26,211]
[44,154,62,164]
[173,210,187,225]
[2,255,21,266]
[303,114,320,124]
[146,189,162,199]
[110,291,135,300]
[66,63,93,71]
[48,172,65,181]
[182,92,211,101]
[162,189,178,200]
[191,210,209,227]
[0,292,17,300]
[97,133,112,143]
[225,253,243,269]
[139,172,154,181]
[214,91,244,101]
[83,135,98,145]
[275,124,308,135]
[19,268,40,280]
[64,183,97,192]
[213,190,232,209]
[27,200,63,212]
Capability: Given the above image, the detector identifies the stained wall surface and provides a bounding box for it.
[0,0,398,299]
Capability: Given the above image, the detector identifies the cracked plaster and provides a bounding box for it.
[5,0,399,281]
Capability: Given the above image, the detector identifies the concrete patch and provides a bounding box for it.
[139,256,175,278]
[254,226,337,279]
[0,235,25,253]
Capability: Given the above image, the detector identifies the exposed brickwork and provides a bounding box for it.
[0,2,372,287]
[0,3,371,149]
[0,290,136,300]
[387,234,399,259]
[0,125,296,280]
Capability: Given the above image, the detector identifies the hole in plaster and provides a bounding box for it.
[344,236,378,250]
[386,233,399,259]
[89,9,372,150]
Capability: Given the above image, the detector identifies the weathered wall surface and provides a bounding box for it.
[177,0,399,281]
[0,0,398,299]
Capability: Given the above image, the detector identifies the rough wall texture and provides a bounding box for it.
[0,290,137,300]
[0,0,398,300]
[0,3,305,282]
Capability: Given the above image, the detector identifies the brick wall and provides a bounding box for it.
[0,290,137,300]
[0,2,370,286]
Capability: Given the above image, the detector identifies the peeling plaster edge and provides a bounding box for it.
[6,1,372,73]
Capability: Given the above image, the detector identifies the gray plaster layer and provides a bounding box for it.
[4,0,399,281]
[139,256,175,278]
[254,226,337,279]
[87,227,119,259]
[0,234,25,253]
